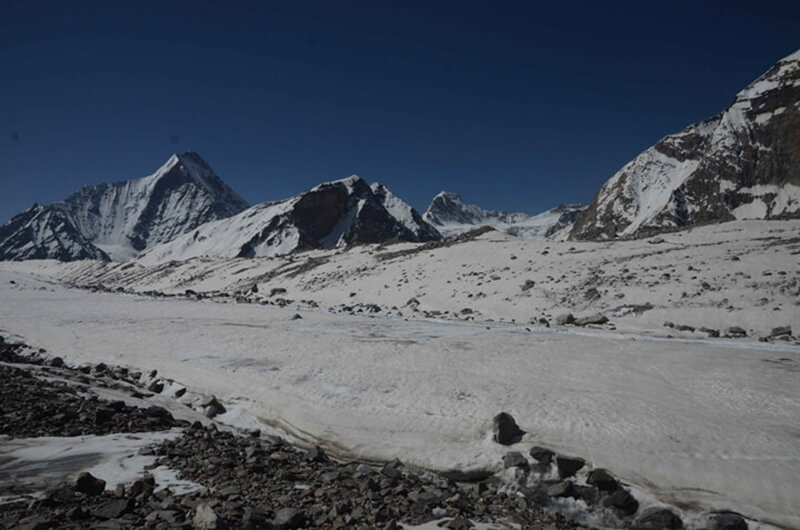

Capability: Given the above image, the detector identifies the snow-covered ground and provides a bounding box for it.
[0,220,798,527]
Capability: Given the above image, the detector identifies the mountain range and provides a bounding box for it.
[422,191,584,239]
[0,153,248,261]
[570,48,800,239]
[1,48,798,261]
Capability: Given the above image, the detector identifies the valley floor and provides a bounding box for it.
[0,220,798,528]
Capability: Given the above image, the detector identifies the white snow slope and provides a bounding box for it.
[1,219,798,528]
[423,191,584,240]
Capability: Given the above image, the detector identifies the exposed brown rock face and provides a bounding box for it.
[571,49,800,240]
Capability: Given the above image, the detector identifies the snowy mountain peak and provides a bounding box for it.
[423,192,585,240]
[0,153,249,262]
[140,177,441,264]
[570,48,800,240]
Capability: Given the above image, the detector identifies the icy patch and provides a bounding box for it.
[0,430,197,497]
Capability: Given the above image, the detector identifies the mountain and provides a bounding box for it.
[422,191,585,239]
[139,175,441,264]
[0,152,249,261]
[570,49,800,240]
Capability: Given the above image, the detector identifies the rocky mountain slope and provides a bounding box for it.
[139,175,440,263]
[423,191,584,239]
[571,48,800,240]
[0,152,249,261]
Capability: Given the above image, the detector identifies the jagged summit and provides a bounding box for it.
[423,191,584,240]
[140,176,441,264]
[571,48,800,240]
[0,152,249,262]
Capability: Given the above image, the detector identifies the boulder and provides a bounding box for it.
[726,326,747,338]
[554,313,575,326]
[556,455,585,478]
[529,446,554,466]
[492,412,524,445]
[94,498,134,520]
[634,507,683,529]
[502,451,529,469]
[201,396,226,418]
[586,468,618,492]
[193,503,224,530]
[74,472,105,496]
[574,314,608,326]
[770,326,792,338]
[707,513,748,530]
[547,481,575,498]
[273,507,307,529]
[602,487,639,516]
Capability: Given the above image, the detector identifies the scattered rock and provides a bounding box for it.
[556,455,585,478]
[193,503,224,530]
[573,314,608,326]
[492,412,524,445]
[273,507,307,529]
[75,472,106,496]
[502,451,529,469]
[547,481,575,498]
[770,326,792,338]
[529,446,554,466]
[586,468,618,492]
[555,313,575,326]
[726,326,747,338]
[634,507,683,529]
[707,513,748,530]
[603,487,639,516]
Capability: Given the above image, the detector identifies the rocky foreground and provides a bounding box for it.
[0,336,753,530]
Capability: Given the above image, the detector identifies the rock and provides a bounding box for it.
[699,327,720,337]
[202,396,226,418]
[555,313,575,325]
[521,280,536,291]
[707,513,748,530]
[270,288,287,297]
[602,487,639,516]
[584,287,600,300]
[274,507,307,529]
[556,455,585,478]
[586,468,618,492]
[194,504,224,529]
[676,324,695,332]
[443,515,473,529]
[770,326,792,338]
[304,445,327,462]
[290,313,302,320]
[634,507,683,529]
[547,481,575,498]
[529,446,554,466]
[492,412,524,445]
[663,321,675,328]
[145,405,173,420]
[502,451,529,469]
[94,498,134,519]
[726,326,747,338]
[573,313,608,326]
[49,357,64,368]
[75,471,106,496]
[148,380,164,393]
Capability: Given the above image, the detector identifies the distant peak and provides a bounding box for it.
[434,191,464,203]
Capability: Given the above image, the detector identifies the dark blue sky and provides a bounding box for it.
[1,1,798,223]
